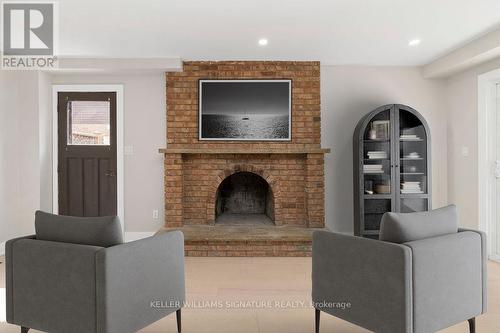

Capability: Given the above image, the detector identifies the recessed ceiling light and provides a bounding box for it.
[408,39,421,46]
[258,38,268,46]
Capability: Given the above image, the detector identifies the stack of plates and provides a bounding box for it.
[363,164,384,174]
[401,181,423,194]
[400,134,421,141]
[367,151,388,159]
[403,152,421,159]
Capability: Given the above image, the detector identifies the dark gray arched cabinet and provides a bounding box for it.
[353,104,431,238]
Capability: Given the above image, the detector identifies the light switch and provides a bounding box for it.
[124,146,134,155]
[461,146,469,157]
[153,210,159,220]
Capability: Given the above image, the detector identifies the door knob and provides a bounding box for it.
[105,170,116,177]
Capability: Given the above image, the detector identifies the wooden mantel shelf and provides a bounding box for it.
[159,148,331,154]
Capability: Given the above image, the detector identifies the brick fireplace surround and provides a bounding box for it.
[160,61,330,256]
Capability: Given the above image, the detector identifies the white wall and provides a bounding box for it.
[1,65,455,241]
[0,72,18,248]
[321,66,448,232]
[39,72,53,212]
[50,73,166,232]
[0,71,42,247]
[445,57,500,229]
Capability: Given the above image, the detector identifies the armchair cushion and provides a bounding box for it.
[35,210,123,247]
[379,205,458,243]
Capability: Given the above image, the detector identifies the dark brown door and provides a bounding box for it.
[58,92,117,217]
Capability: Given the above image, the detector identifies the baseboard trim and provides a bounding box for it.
[490,255,500,263]
[0,287,6,322]
[124,232,156,242]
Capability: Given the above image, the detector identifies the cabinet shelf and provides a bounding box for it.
[354,104,432,238]
[364,139,390,142]
[364,194,392,199]
[400,193,429,198]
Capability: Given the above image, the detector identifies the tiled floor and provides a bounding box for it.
[1,256,499,332]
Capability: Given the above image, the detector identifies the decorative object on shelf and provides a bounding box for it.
[364,180,374,194]
[353,104,432,238]
[368,129,377,140]
[371,120,390,139]
[375,183,391,194]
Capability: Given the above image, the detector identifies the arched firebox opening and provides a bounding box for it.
[215,172,275,225]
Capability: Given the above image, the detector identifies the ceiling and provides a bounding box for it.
[58,0,500,65]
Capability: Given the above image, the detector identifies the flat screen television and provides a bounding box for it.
[199,79,291,141]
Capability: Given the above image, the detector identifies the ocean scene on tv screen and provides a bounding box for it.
[200,81,290,140]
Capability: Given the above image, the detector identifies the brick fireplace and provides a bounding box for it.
[160,61,329,256]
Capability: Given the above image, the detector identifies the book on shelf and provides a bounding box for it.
[364,164,384,174]
[367,151,388,159]
[364,164,383,169]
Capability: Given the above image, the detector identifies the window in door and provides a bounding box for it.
[67,100,111,145]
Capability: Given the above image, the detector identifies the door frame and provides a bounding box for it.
[478,69,500,262]
[52,85,124,233]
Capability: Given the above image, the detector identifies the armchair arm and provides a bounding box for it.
[312,231,413,333]
[459,228,487,313]
[404,231,485,333]
[5,235,35,324]
[95,231,185,333]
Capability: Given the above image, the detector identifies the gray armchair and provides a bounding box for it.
[312,205,487,333]
[6,211,185,333]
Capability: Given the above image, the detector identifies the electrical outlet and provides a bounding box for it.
[152,210,159,220]
[461,146,469,157]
